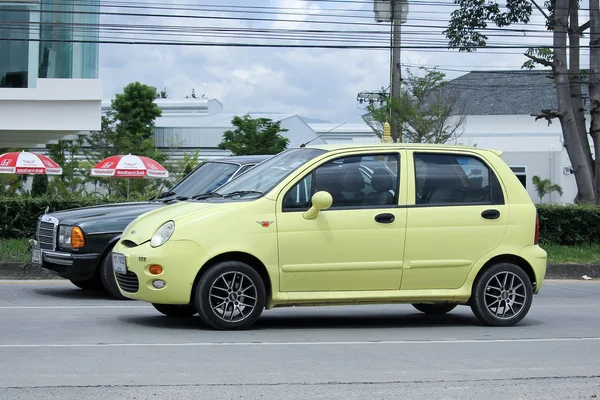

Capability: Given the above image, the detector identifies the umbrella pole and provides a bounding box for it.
[127,178,130,200]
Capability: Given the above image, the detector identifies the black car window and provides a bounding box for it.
[283,153,400,211]
[414,152,504,206]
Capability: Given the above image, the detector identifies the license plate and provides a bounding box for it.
[31,247,42,265]
[112,253,127,274]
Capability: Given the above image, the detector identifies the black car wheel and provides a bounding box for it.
[100,246,130,300]
[152,303,198,317]
[470,262,533,326]
[194,261,266,330]
[69,275,102,290]
[412,303,457,315]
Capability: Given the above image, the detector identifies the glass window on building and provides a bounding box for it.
[0,6,30,88]
[510,166,527,188]
[39,0,99,79]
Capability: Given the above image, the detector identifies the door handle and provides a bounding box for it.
[375,213,395,224]
[481,209,500,220]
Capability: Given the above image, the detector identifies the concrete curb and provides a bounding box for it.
[545,264,600,280]
[0,262,62,280]
[1,262,598,281]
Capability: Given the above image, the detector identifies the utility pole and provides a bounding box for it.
[390,0,403,142]
[373,0,408,142]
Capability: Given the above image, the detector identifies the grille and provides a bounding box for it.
[115,271,139,293]
[37,220,57,250]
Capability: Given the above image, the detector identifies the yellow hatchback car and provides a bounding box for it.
[112,144,547,330]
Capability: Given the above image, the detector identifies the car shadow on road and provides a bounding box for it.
[32,287,127,301]
[117,307,543,330]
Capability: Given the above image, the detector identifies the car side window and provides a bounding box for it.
[414,152,504,205]
[282,153,399,211]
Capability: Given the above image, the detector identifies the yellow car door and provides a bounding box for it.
[401,149,510,290]
[276,150,408,292]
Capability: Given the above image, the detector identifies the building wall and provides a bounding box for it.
[448,114,580,204]
[0,0,102,148]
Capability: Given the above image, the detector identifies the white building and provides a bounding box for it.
[0,0,102,148]
[100,99,378,160]
[444,70,582,204]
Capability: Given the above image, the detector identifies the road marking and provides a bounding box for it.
[0,337,599,349]
[0,305,148,309]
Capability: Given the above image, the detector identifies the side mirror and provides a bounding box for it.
[303,191,333,220]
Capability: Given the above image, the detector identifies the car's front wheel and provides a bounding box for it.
[470,262,533,326]
[412,303,457,315]
[152,303,198,317]
[194,261,266,330]
[69,275,102,290]
[100,246,129,300]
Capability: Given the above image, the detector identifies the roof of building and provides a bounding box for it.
[447,69,590,115]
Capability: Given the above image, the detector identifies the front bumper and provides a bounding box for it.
[112,239,207,305]
[35,246,100,281]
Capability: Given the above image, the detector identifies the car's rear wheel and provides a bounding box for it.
[412,303,457,315]
[100,246,129,300]
[152,303,198,317]
[470,262,533,326]
[194,260,266,330]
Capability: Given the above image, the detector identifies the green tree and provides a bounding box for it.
[218,115,289,155]
[443,0,600,204]
[364,68,467,143]
[159,87,168,98]
[532,175,564,203]
[45,139,84,195]
[31,174,49,197]
[77,82,167,198]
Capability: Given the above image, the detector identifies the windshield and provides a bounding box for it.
[212,148,326,198]
[157,161,240,200]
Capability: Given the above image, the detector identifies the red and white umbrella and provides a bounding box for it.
[90,154,169,178]
[0,151,63,175]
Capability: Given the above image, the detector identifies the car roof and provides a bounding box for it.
[205,155,272,165]
[305,143,502,156]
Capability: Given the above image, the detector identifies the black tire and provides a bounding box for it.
[100,246,130,300]
[152,303,198,317]
[412,303,457,315]
[69,275,102,290]
[194,260,266,330]
[470,262,533,327]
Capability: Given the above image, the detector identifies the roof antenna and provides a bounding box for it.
[300,122,346,148]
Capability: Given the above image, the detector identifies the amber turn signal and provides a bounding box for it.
[71,227,85,249]
[149,265,163,275]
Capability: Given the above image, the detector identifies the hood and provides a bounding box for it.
[48,201,168,234]
[120,200,229,245]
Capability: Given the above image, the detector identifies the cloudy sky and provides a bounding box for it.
[97,0,564,124]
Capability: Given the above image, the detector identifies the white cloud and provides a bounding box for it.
[98,0,561,123]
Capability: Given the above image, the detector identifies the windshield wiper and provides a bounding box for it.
[192,192,223,200]
[222,190,263,198]
[155,190,176,200]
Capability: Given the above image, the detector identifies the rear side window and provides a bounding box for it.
[414,153,504,206]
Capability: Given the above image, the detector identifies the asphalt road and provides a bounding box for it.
[0,279,598,400]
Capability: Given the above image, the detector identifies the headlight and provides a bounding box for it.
[151,221,175,248]
[58,226,72,247]
[59,226,85,249]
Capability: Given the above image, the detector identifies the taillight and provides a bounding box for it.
[534,212,539,245]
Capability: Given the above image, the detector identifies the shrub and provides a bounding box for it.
[536,204,600,246]
[0,194,128,240]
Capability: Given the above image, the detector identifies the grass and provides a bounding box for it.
[543,243,600,264]
[0,239,32,264]
[1,238,599,265]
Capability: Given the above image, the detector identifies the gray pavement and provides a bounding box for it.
[0,279,599,399]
